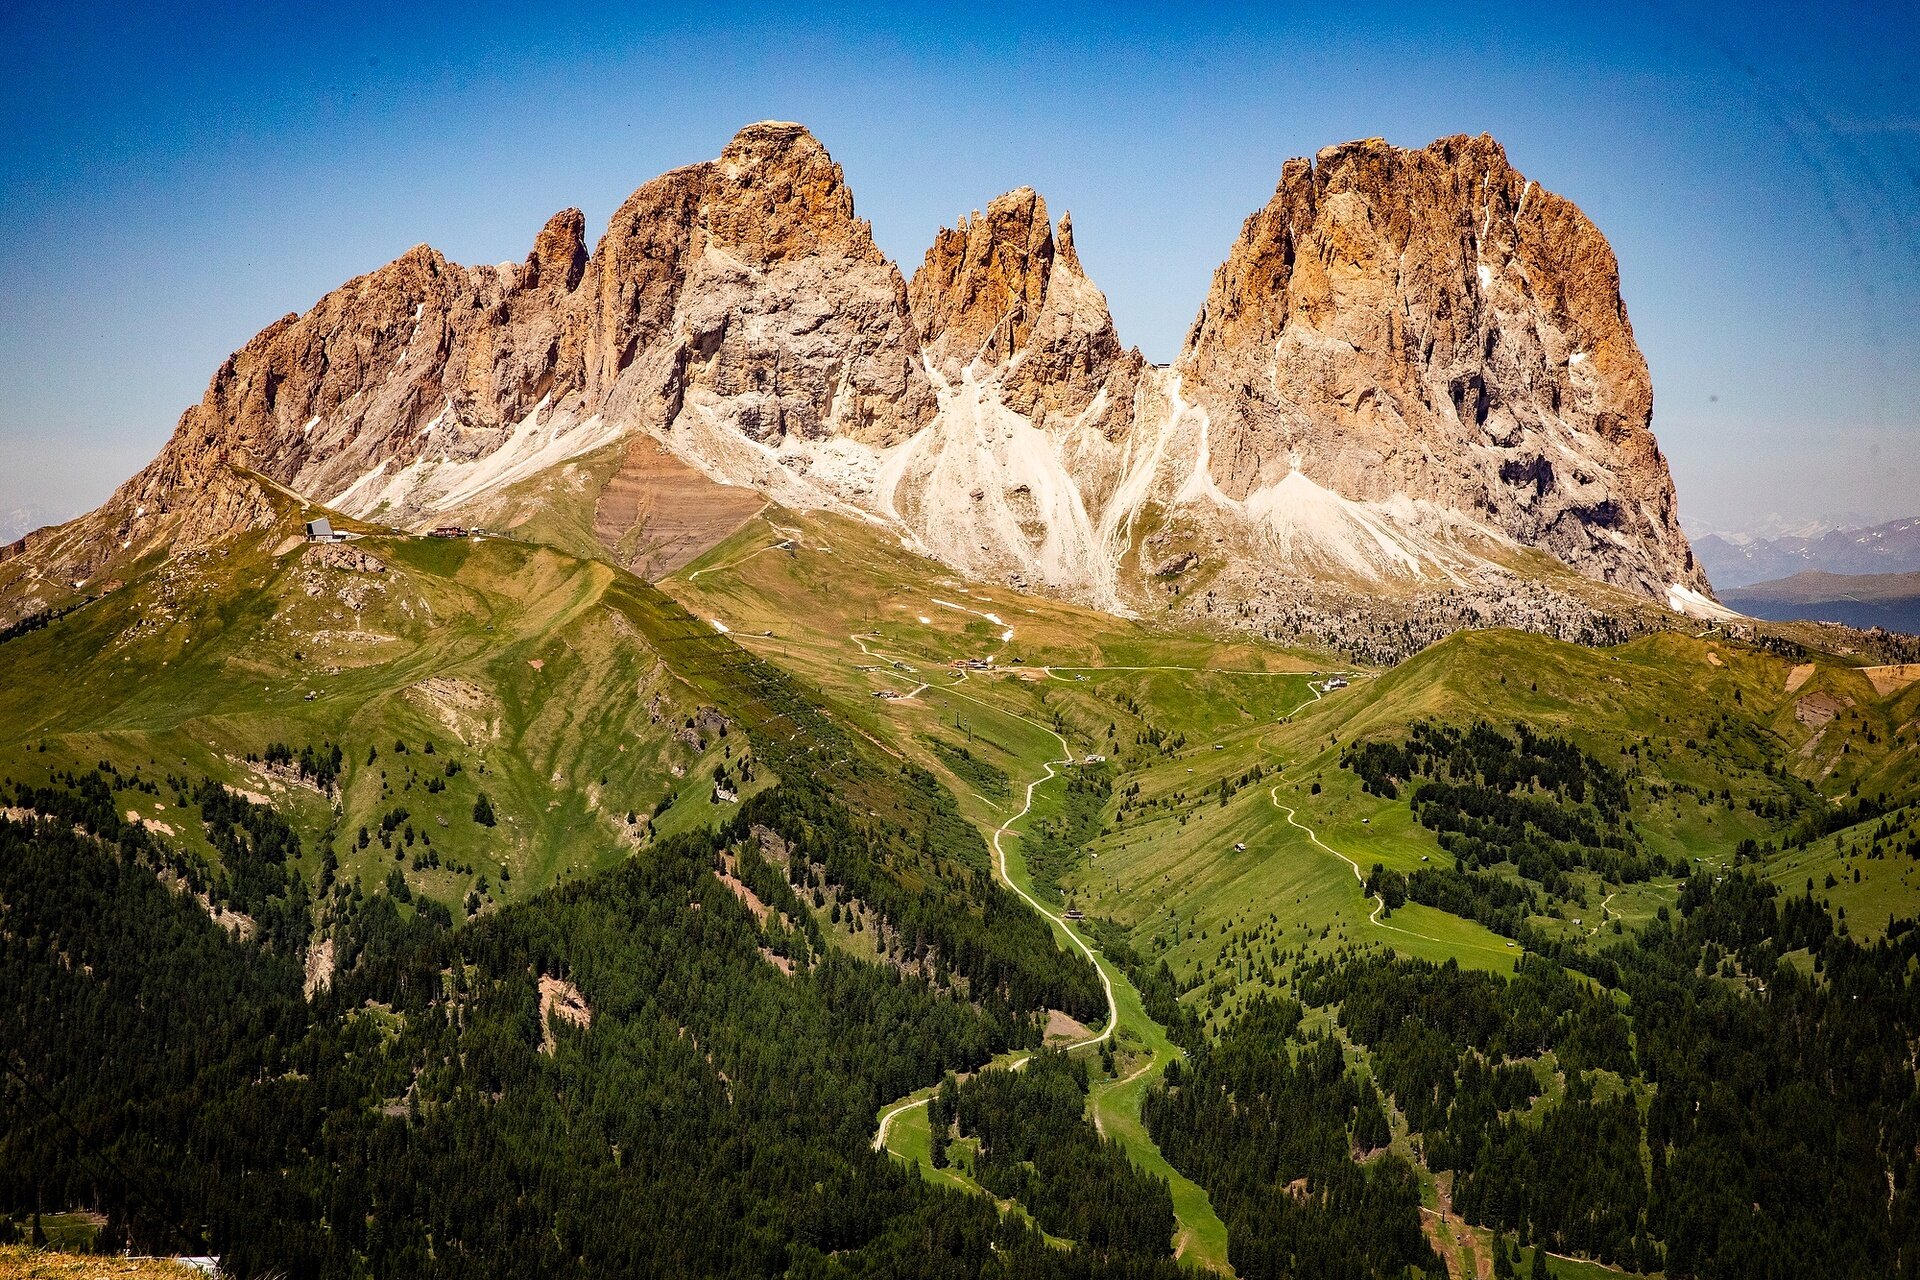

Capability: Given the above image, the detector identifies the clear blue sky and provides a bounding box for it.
[2,0,1914,537]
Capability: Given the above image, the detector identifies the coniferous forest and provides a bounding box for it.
[7,708,1920,1278]
[1136,868,1920,1280]
[0,768,1163,1277]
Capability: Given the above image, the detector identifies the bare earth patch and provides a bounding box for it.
[1785,662,1816,693]
[195,893,256,941]
[715,857,771,925]
[537,975,591,1055]
[405,675,500,746]
[122,809,175,837]
[1794,690,1850,729]
[304,937,335,1000]
[1043,1008,1093,1043]
[1860,663,1920,697]
[593,433,765,579]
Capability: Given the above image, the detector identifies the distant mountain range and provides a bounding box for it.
[1722,569,1920,634]
[1695,515,1920,589]
[0,507,51,545]
[1682,512,1876,545]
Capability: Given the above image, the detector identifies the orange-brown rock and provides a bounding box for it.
[0,122,933,613]
[1,125,1710,640]
[909,188,1141,439]
[1178,134,1702,596]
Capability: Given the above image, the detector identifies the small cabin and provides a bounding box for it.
[1063,909,1085,921]
[1326,677,1350,690]
[303,517,343,542]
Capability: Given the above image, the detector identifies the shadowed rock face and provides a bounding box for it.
[2,124,1706,635]
[1176,134,1701,596]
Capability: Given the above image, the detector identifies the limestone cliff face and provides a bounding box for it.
[119,220,590,540]
[1176,134,1702,597]
[2,125,1709,638]
[595,122,933,455]
[878,189,1145,600]
[908,188,1141,440]
[2,123,931,608]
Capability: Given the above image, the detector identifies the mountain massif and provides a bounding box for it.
[10,124,1920,1280]
[0,122,1709,647]
[1695,515,1920,588]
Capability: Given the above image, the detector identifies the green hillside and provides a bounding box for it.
[8,493,1920,1279]
[666,509,1920,1279]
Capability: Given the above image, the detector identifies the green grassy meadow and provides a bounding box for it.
[11,485,1920,1278]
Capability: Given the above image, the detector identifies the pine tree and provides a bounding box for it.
[472,792,496,826]
[1529,1245,1552,1280]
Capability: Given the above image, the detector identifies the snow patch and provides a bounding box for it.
[1666,582,1741,621]
[417,398,454,437]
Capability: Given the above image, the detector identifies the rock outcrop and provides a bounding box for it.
[1176,134,1702,598]
[1,124,1710,645]
[871,188,1147,601]
[908,188,1140,440]
[1,123,930,605]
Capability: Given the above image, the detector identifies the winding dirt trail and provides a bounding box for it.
[1257,677,1511,956]
[1266,783,1497,954]
[866,633,1115,1153]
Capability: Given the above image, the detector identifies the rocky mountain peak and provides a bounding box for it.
[2,123,1711,651]
[1054,211,1083,272]
[908,185,1056,369]
[527,208,587,292]
[907,187,1140,437]
[1176,130,1700,598]
[702,120,881,266]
